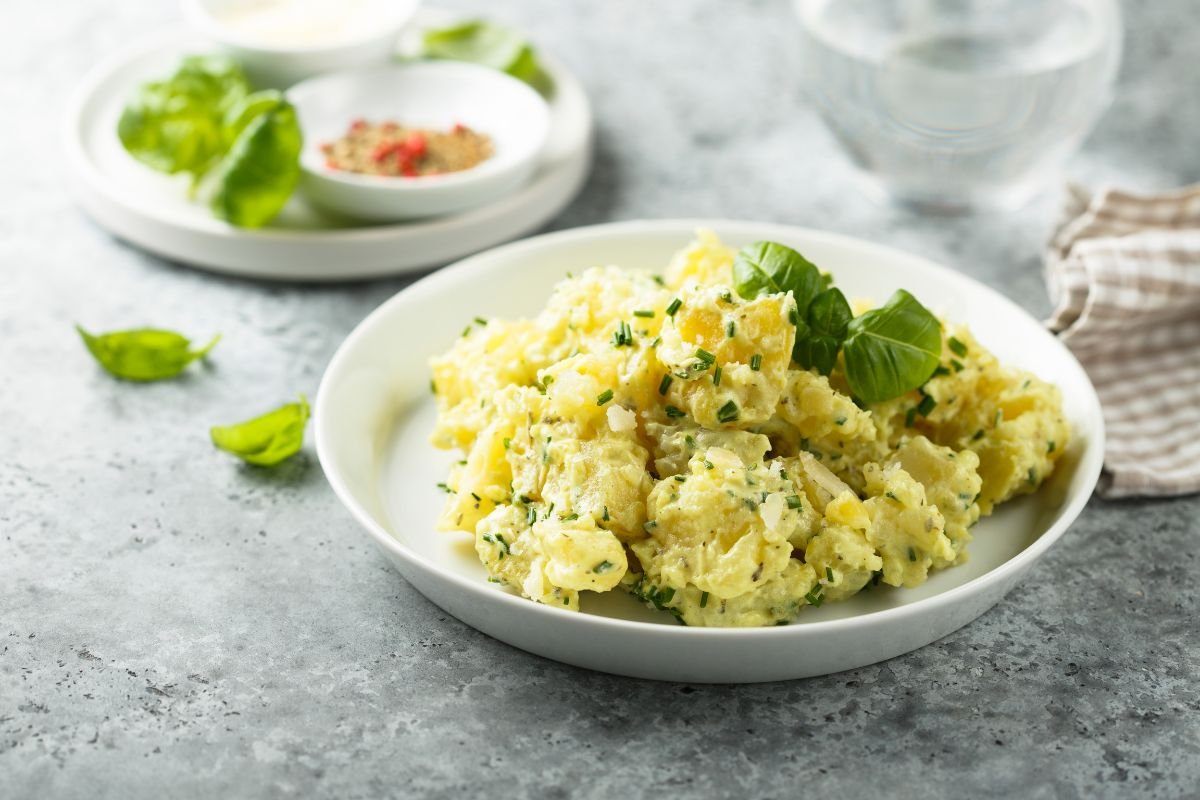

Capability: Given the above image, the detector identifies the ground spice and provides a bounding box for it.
[321,119,493,178]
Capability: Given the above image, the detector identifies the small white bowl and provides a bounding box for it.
[288,63,551,222]
[181,0,420,88]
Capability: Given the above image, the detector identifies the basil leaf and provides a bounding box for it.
[842,290,942,403]
[732,241,825,312]
[210,396,310,466]
[117,55,250,180]
[793,287,852,375]
[421,20,552,93]
[76,325,219,382]
[209,94,302,229]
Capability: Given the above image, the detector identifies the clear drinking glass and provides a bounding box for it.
[795,0,1123,212]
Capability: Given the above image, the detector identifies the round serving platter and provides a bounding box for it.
[63,12,593,282]
[314,219,1106,683]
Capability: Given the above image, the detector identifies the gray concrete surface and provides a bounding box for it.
[3,0,1198,797]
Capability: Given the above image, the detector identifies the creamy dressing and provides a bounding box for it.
[211,0,384,46]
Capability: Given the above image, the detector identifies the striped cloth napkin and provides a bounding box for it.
[1045,183,1200,498]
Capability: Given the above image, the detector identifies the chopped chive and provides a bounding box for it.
[633,309,655,318]
[916,394,937,417]
[461,325,471,337]
[835,415,847,426]
[948,336,968,357]
[470,492,481,502]
[430,379,437,394]
[908,547,916,562]
[932,365,950,378]
[720,290,733,303]
[503,437,511,449]
[611,320,634,347]
[994,409,1004,426]
[665,298,682,317]
[700,591,709,608]
[593,560,613,574]
[1047,440,1056,454]
[950,359,965,373]
[527,506,537,525]
[602,505,610,521]
[695,348,716,368]
[561,512,579,521]
[905,408,918,427]
[972,429,985,441]
[436,482,452,493]
[826,567,834,582]
[665,405,687,418]
[596,389,614,406]
[750,354,762,371]
[658,374,673,395]
[786,495,802,509]
[713,365,723,386]
[643,520,658,532]
[717,400,739,423]
[704,459,714,470]
[1027,467,1038,485]
[494,533,510,555]
[684,434,696,447]
[726,320,736,338]
[885,491,899,502]
[652,274,665,286]
[805,586,824,607]
[474,316,487,326]
[674,475,687,482]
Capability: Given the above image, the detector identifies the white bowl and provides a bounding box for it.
[314,220,1105,683]
[181,0,420,88]
[288,63,551,222]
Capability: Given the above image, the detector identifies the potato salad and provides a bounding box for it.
[428,232,1069,626]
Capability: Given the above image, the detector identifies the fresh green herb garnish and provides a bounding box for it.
[948,336,969,357]
[713,365,723,386]
[76,325,219,382]
[665,405,687,418]
[420,19,552,93]
[805,585,824,608]
[950,359,965,373]
[726,320,736,338]
[793,287,852,376]
[732,242,940,402]
[596,389,614,406]
[703,459,714,470]
[908,547,917,562]
[210,395,309,466]
[658,374,673,395]
[118,57,302,228]
[749,353,762,371]
[699,591,709,608]
[786,495,803,509]
[665,298,682,317]
[716,400,739,423]
[1047,440,1056,454]
[633,309,654,318]
[592,560,614,574]
[611,320,633,347]
[916,393,937,417]
[842,290,942,403]
[694,348,716,369]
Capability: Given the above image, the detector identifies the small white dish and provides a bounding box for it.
[314,220,1106,684]
[61,22,592,281]
[181,0,420,88]
[289,63,551,221]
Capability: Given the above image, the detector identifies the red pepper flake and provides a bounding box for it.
[320,142,333,154]
[451,122,467,134]
[349,118,367,132]
[325,119,492,178]
[403,132,427,159]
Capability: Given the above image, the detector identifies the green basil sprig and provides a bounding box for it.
[211,396,310,466]
[76,325,220,382]
[118,57,301,228]
[732,241,941,403]
[842,290,942,403]
[421,20,552,94]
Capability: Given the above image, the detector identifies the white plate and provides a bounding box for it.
[314,220,1105,683]
[62,16,592,282]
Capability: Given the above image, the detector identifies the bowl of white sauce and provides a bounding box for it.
[182,0,421,87]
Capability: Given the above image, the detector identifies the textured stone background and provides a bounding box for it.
[3,1,1198,797]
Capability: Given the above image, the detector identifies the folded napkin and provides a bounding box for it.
[1046,183,1200,498]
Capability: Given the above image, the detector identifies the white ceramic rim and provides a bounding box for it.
[180,0,420,54]
[314,218,1106,642]
[289,62,550,192]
